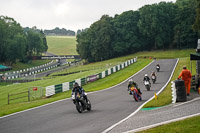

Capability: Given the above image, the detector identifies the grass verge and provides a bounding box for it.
[138,115,200,133]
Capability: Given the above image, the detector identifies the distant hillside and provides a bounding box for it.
[44,27,75,36]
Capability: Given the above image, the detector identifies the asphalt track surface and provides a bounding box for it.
[0,59,177,133]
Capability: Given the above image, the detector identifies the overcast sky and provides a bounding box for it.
[0,0,176,32]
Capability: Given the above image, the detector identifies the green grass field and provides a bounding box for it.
[46,36,77,55]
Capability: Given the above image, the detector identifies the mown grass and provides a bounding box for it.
[46,36,77,55]
[135,49,194,59]
[138,115,200,133]
[0,59,151,116]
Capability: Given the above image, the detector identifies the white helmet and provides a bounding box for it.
[145,74,148,77]
[129,79,133,82]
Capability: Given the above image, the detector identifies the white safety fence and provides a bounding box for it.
[46,57,138,97]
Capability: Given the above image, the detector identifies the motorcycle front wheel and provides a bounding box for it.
[133,90,138,102]
[76,101,84,113]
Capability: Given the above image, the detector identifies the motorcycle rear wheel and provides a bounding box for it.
[86,100,92,111]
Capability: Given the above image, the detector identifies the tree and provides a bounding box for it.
[138,2,176,50]
[173,0,198,48]
[193,0,200,36]
[112,10,143,55]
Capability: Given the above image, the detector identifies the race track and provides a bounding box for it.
[0,59,177,133]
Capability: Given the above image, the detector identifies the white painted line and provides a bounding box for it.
[102,59,179,133]
[173,97,200,107]
[0,59,150,119]
[124,112,200,133]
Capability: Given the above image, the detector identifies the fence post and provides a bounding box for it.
[8,93,10,104]
[28,89,30,102]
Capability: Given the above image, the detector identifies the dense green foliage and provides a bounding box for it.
[0,16,48,65]
[77,0,199,62]
[44,27,75,36]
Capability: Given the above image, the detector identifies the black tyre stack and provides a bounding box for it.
[175,80,187,102]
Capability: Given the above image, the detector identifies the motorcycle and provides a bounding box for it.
[72,92,91,113]
[144,80,151,91]
[156,66,160,72]
[129,87,142,102]
[151,75,156,84]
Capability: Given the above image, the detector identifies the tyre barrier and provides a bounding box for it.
[46,57,138,97]
[173,80,187,102]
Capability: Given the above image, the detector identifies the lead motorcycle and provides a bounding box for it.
[72,92,91,113]
[129,87,142,102]
[156,65,160,72]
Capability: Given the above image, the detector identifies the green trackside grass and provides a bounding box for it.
[46,36,77,55]
[138,115,200,133]
[135,49,194,59]
[0,59,151,116]
[143,57,196,108]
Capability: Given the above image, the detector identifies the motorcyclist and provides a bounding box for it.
[128,79,142,95]
[72,82,88,102]
[156,63,160,70]
[151,71,157,79]
[143,74,151,86]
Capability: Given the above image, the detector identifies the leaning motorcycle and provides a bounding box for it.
[151,75,156,84]
[72,92,91,113]
[130,87,142,102]
[144,80,151,91]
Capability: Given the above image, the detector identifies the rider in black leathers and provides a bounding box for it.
[72,82,88,102]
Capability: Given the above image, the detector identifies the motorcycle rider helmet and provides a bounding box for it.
[129,79,133,84]
[73,82,79,87]
[145,74,148,77]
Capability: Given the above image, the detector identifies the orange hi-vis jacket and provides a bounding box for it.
[178,69,192,81]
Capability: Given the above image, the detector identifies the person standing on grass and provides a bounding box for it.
[178,66,192,96]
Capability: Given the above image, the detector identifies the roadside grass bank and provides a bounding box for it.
[0,59,151,116]
[138,115,200,133]
[46,36,77,55]
[135,49,194,59]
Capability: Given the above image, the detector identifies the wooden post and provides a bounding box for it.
[28,90,30,102]
[8,93,9,104]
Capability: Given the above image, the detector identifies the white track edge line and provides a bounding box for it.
[173,97,200,107]
[102,58,179,133]
[0,60,154,119]
[124,112,200,133]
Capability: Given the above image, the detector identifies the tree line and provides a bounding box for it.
[44,27,75,36]
[77,0,200,62]
[0,16,48,65]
